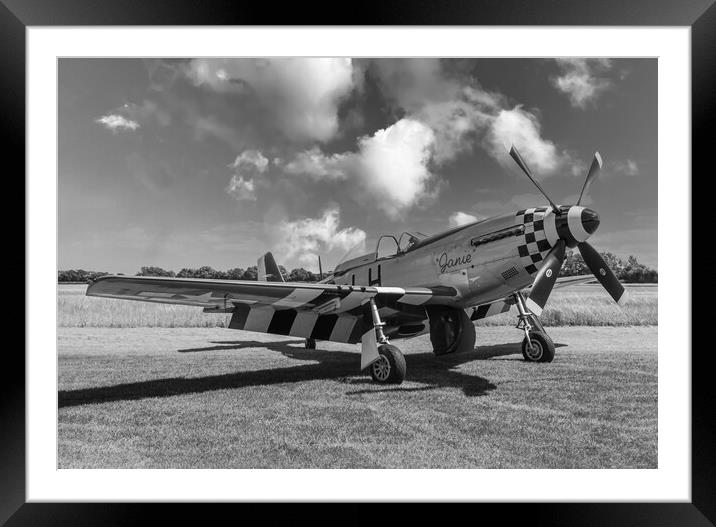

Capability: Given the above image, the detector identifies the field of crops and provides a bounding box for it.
[57,283,657,327]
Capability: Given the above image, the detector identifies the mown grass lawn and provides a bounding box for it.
[58,326,657,469]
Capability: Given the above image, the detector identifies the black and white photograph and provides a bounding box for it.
[57,56,659,470]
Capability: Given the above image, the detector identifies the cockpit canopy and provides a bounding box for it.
[334,231,429,274]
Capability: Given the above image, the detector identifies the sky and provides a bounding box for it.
[58,58,657,274]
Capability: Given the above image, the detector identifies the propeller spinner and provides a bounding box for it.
[506,145,627,315]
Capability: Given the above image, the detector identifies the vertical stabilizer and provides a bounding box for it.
[257,252,285,282]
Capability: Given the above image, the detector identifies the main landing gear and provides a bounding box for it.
[513,292,555,363]
[366,298,406,384]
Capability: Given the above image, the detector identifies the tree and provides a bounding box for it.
[559,250,588,276]
[559,250,656,283]
[242,266,258,281]
[226,267,245,280]
[287,268,320,282]
[176,268,198,278]
[136,266,175,277]
[58,269,109,283]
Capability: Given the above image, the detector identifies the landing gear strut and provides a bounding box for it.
[366,298,406,384]
[513,292,555,363]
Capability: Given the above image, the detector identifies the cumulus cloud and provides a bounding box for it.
[186,58,356,142]
[229,150,269,173]
[226,176,256,201]
[282,147,352,181]
[449,211,481,227]
[96,100,170,132]
[283,118,437,219]
[225,149,268,201]
[95,114,140,132]
[369,59,570,175]
[551,58,613,108]
[486,106,563,173]
[358,119,436,216]
[277,207,366,266]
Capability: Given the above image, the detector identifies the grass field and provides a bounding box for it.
[58,326,657,469]
[58,283,657,327]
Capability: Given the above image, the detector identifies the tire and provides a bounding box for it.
[428,307,476,356]
[370,344,407,384]
[521,331,555,363]
[305,338,316,349]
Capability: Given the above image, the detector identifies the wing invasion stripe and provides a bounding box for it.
[290,311,319,338]
[228,303,251,330]
[267,309,298,335]
[398,288,433,305]
[336,291,372,312]
[474,304,491,319]
[244,306,275,332]
[272,288,324,309]
[310,314,339,340]
[471,300,512,320]
[330,315,358,343]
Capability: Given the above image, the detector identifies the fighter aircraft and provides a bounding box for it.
[87,145,626,384]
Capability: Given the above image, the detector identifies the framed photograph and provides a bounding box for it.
[10,0,709,523]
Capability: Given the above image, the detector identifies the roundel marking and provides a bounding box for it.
[599,268,606,276]
[546,269,552,277]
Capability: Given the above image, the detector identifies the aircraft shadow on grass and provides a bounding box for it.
[58,339,565,408]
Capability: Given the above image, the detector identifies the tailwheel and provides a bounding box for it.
[521,330,555,363]
[370,344,406,384]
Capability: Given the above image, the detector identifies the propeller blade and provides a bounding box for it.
[577,242,627,305]
[525,239,566,316]
[577,152,603,206]
[506,144,561,213]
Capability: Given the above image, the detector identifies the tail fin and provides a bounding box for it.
[257,252,284,282]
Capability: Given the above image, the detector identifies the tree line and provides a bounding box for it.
[58,265,323,283]
[58,251,657,284]
[559,250,657,283]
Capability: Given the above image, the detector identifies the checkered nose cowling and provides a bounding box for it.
[515,205,601,275]
[515,207,554,275]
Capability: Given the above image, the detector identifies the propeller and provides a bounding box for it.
[577,242,626,304]
[577,152,602,205]
[506,144,560,214]
[505,145,628,312]
[525,240,566,316]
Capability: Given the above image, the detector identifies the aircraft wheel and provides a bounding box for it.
[305,338,316,349]
[521,331,555,363]
[370,344,406,384]
[428,307,476,356]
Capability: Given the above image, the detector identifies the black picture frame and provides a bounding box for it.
[7,0,710,524]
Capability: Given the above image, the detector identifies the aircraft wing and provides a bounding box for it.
[86,275,457,343]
